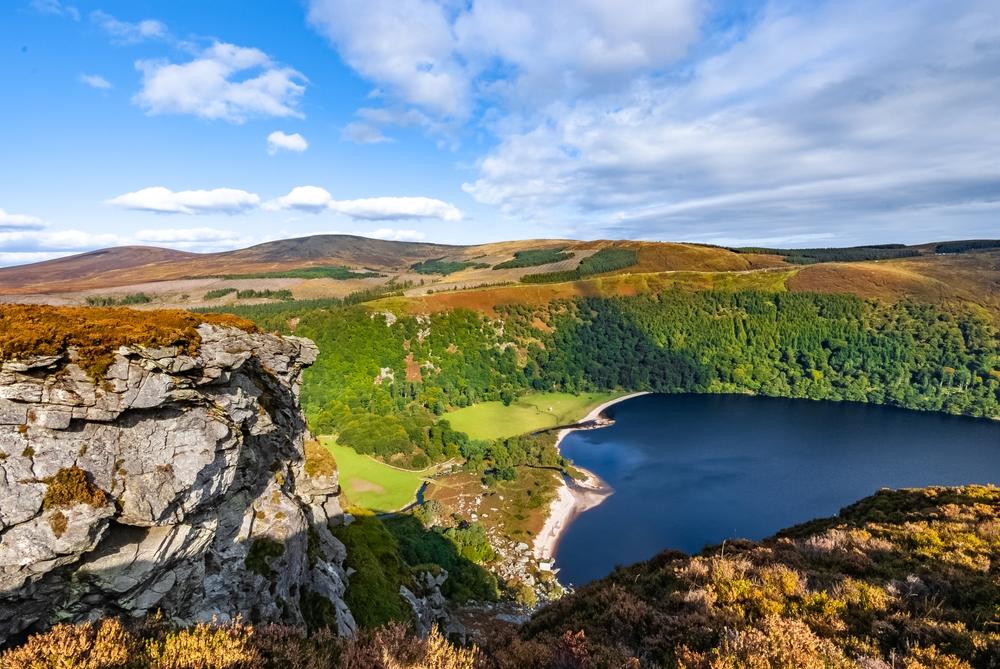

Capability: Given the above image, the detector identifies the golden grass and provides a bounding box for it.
[0,305,255,378]
[376,268,796,315]
[0,619,477,669]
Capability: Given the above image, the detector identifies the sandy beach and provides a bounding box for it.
[533,391,651,560]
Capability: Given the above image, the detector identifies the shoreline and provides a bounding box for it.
[533,391,651,561]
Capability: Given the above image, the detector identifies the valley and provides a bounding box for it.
[0,236,998,668]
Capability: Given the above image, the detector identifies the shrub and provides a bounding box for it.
[677,617,856,669]
[203,288,237,300]
[85,293,153,307]
[235,289,293,301]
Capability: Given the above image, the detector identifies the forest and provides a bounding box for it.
[492,248,574,269]
[520,247,638,283]
[287,289,999,466]
[733,244,920,263]
[410,258,490,275]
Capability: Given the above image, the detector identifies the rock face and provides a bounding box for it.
[0,324,356,645]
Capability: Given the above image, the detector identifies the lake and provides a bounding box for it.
[554,393,1000,585]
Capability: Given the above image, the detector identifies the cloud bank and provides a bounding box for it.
[309,0,1000,244]
[106,187,261,215]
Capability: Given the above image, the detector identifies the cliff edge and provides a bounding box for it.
[0,308,356,644]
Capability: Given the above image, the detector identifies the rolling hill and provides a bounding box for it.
[1,235,997,320]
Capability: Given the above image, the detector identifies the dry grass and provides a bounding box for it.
[0,620,478,669]
[378,268,796,315]
[41,466,107,510]
[788,262,951,302]
[0,305,255,377]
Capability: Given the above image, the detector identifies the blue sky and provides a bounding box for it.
[1,0,998,266]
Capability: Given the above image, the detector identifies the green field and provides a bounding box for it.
[320,437,432,512]
[443,391,621,441]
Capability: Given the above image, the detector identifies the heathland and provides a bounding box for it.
[1,235,998,667]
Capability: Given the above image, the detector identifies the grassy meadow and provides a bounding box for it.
[320,437,432,512]
[444,391,620,441]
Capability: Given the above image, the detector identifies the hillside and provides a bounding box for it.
[2,237,997,324]
[486,485,1000,667]
[3,485,997,668]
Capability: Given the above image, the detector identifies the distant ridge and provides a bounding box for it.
[0,234,466,294]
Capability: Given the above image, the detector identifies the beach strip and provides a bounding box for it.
[533,391,651,561]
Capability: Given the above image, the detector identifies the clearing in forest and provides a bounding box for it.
[443,391,620,441]
[320,437,433,512]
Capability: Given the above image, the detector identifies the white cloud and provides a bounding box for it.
[364,228,426,241]
[30,0,79,21]
[107,187,261,215]
[266,186,334,213]
[461,0,1000,243]
[267,187,463,221]
[134,42,307,123]
[307,0,701,120]
[307,0,467,117]
[329,196,463,221]
[267,130,308,154]
[80,73,112,89]
[0,228,123,254]
[90,10,167,44]
[0,208,45,231]
[0,252,74,267]
[0,225,257,266]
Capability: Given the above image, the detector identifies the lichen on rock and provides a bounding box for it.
[0,313,356,644]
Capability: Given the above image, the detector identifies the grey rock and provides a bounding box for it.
[0,325,353,643]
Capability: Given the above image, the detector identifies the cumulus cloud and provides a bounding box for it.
[267,130,308,154]
[305,0,1000,243]
[307,0,701,118]
[267,187,463,221]
[0,208,45,231]
[90,10,168,44]
[80,73,112,89]
[266,186,333,212]
[107,187,261,215]
[30,0,79,21]
[329,196,463,221]
[133,42,307,123]
[460,0,1000,243]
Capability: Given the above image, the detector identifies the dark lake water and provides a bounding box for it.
[555,393,1000,585]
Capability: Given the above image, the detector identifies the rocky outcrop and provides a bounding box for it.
[0,323,356,645]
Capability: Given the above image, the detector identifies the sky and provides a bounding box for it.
[0,0,998,266]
